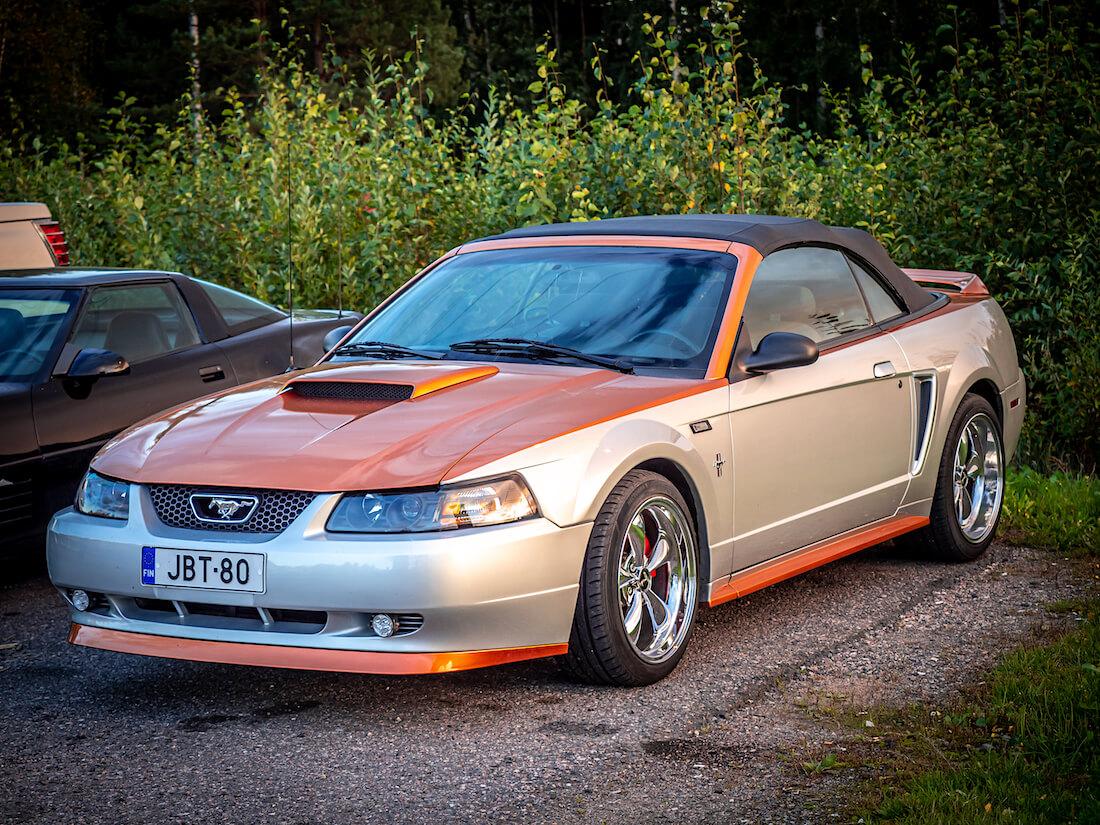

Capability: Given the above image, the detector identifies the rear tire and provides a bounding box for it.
[901,394,1005,562]
[561,470,699,686]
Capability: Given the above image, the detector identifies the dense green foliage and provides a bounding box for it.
[2,2,1096,469]
[861,597,1100,824]
[1002,468,1100,556]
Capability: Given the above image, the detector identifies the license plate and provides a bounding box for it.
[141,546,265,593]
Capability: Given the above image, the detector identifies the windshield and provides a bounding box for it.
[339,246,737,375]
[0,287,81,381]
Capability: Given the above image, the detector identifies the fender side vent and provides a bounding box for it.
[912,374,937,475]
[289,381,413,401]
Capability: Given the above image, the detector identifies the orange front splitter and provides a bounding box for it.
[68,623,567,675]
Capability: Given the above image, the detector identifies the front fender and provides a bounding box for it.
[450,388,735,581]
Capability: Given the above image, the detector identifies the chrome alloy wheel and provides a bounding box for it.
[616,496,697,663]
[951,412,1004,543]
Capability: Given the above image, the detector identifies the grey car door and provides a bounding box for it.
[729,247,914,571]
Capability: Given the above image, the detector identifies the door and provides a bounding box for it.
[32,280,231,483]
[730,247,913,571]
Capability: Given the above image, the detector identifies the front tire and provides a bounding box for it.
[562,470,699,686]
[905,394,1005,561]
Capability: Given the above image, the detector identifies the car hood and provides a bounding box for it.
[92,360,716,491]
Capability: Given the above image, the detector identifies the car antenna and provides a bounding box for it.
[334,169,343,319]
[286,136,295,371]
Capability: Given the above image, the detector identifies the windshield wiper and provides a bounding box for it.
[449,338,634,374]
[333,340,441,360]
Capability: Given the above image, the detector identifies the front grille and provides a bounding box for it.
[147,485,316,533]
[133,598,326,633]
[128,599,423,637]
[289,381,413,401]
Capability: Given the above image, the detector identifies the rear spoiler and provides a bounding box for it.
[902,268,989,296]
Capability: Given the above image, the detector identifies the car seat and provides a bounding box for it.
[103,310,172,362]
[0,307,26,351]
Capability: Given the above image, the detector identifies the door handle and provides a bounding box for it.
[873,361,896,378]
[199,365,226,382]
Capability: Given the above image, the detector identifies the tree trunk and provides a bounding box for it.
[189,3,201,135]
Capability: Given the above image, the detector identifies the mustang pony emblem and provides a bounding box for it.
[212,499,247,518]
[189,493,259,524]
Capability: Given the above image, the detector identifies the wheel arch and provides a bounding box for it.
[633,457,712,592]
[964,377,1004,427]
[907,348,1007,505]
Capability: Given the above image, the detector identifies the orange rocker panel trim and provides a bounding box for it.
[708,515,930,607]
[68,624,568,675]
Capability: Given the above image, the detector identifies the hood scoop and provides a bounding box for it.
[284,363,498,401]
[289,381,413,401]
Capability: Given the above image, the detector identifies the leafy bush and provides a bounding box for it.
[1,2,1096,469]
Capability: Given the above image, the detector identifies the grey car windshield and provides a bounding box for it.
[0,288,81,381]
[343,246,737,374]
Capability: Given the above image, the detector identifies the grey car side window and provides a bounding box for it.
[742,247,873,346]
[847,257,905,323]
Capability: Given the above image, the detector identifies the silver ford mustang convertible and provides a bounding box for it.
[47,215,1025,685]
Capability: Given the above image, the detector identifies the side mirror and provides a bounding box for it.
[67,348,131,379]
[323,325,354,353]
[741,332,819,374]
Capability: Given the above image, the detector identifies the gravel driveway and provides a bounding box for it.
[0,541,1090,825]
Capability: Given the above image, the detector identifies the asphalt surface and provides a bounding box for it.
[0,541,1089,825]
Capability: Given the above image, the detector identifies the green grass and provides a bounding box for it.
[846,471,1099,822]
[1001,468,1100,556]
[851,598,1100,824]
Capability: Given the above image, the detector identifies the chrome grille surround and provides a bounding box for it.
[147,485,316,533]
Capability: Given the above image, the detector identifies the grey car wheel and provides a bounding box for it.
[903,394,1005,561]
[562,470,699,686]
[950,411,1003,544]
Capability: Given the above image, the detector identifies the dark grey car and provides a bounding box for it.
[0,268,360,554]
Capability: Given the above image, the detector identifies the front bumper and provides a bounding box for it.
[47,487,592,673]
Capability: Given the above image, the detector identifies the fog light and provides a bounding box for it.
[71,590,91,612]
[371,613,395,638]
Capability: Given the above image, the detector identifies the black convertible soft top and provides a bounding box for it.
[489,214,936,313]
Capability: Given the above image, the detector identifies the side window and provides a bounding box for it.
[69,282,201,363]
[847,257,904,323]
[196,279,286,336]
[741,247,872,346]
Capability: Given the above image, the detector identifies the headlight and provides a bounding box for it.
[75,471,130,520]
[327,475,538,533]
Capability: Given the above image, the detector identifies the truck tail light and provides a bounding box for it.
[39,220,70,265]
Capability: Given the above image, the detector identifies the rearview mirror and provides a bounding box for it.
[67,348,131,379]
[323,325,355,353]
[741,332,819,373]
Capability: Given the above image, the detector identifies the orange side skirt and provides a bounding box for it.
[68,624,567,675]
[707,515,929,608]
